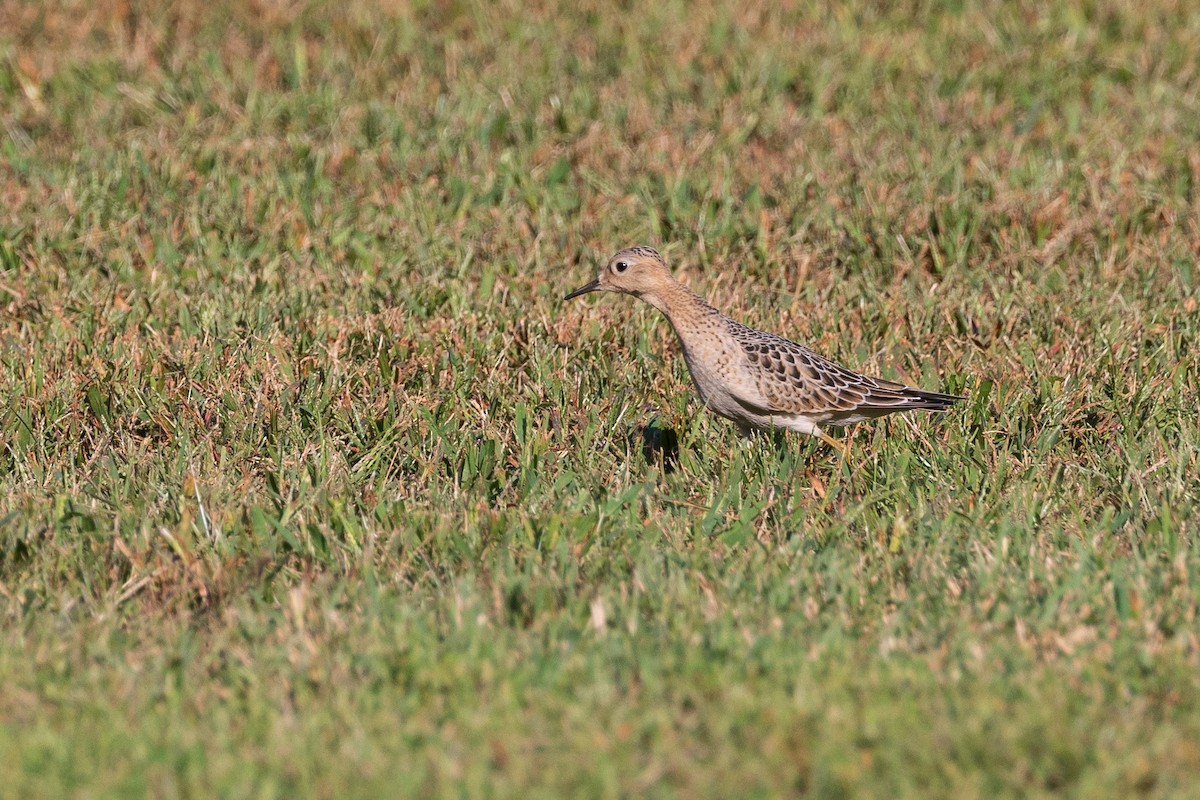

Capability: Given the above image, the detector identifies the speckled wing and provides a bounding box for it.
[724,320,961,422]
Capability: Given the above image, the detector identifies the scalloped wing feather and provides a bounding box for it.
[724,320,960,421]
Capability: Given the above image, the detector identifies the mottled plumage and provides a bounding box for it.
[564,246,963,448]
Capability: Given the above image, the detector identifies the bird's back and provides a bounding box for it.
[715,316,961,429]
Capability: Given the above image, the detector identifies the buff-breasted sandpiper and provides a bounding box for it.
[565,246,963,452]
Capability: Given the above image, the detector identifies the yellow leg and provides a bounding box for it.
[817,430,849,457]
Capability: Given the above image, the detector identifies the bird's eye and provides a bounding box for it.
[614,261,629,273]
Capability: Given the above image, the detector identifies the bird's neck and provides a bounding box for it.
[640,279,721,334]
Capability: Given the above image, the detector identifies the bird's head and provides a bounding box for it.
[564,246,673,301]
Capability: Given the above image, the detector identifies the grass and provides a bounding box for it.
[2,0,1199,796]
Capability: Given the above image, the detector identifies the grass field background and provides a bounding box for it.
[2,0,1199,796]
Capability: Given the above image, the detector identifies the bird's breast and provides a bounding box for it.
[676,332,744,408]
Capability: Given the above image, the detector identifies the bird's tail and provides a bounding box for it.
[897,386,964,411]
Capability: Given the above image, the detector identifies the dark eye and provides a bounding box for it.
[614,261,629,273]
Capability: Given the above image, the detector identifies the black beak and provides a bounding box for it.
[563,279,601,301]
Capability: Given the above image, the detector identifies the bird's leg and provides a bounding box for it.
[817,430,849,457]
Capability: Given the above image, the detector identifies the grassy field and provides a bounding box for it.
[2,0,1199,796]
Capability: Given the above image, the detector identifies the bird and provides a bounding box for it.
[564,246,963,453]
